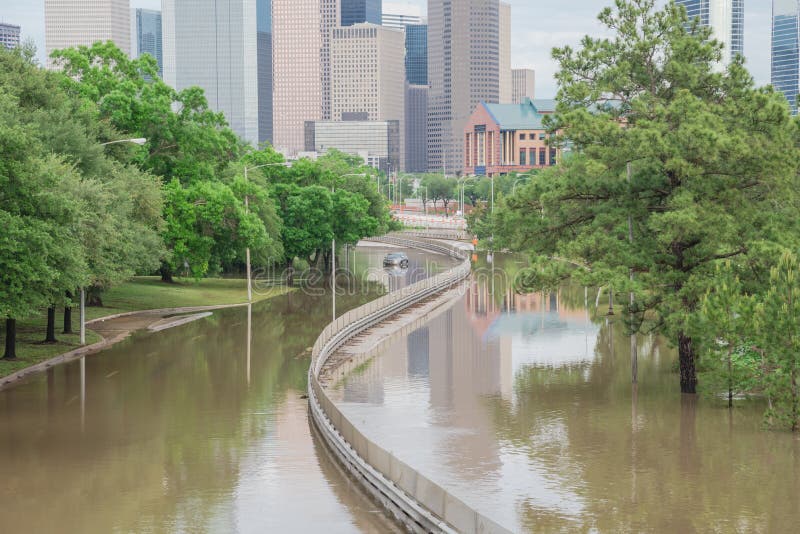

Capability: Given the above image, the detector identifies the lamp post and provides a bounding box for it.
[243,161,290,302]
[100,138,147,147]
[78,137,148,344]
[459,176,478,216]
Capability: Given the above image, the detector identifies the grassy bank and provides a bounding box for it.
[1,276,287,378]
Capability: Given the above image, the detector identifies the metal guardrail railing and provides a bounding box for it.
[307,236,512,534]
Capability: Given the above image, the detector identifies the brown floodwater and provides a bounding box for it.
[330,253,800,533]
[0,246,454,533]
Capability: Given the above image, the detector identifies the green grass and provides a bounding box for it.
[1,276,288,379]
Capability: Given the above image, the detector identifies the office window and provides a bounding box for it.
[539,148,546,165]
[550,148,557,166]
[519,149,526,165]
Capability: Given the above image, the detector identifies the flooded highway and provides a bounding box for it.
[329,254,800,532]
[0,246,454,534]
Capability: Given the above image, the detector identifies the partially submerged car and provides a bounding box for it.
[383,252,410,268]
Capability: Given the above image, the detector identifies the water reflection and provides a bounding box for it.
[330,254,800,532]
[0,247,421,534]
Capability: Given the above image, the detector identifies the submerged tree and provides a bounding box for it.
[493,0,800,393]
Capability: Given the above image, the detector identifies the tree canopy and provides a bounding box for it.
[491,0,800,394]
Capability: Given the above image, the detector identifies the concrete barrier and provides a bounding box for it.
[308,236,513,534]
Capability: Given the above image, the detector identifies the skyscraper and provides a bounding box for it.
[131,8,162,77]
[382,1,423,29]
[675,0,744,63]
[162,0,258,145]
[405,24,428,85]
[330,23,405,168]
[406,84,428,172]
[45,0,130,68]
[772,0,800,113]
[499,2,511,103]
[512,68,535,104]
[428,0,500,173]
[257,0,273,144]
[342,0,382,26]
[272,0,340,155]
[0,23,21,50]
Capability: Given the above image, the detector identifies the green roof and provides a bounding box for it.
[483,98,554,130]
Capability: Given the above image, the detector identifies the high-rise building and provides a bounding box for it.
[405,24,428,85]
[406,84,428,172]
[330,23,405,169]
[45,0,130,68]
[257,0,273,144]
[428,0,500,173]
[162,0,258,145]
[382,1,423,29]
[773,0,800,113]
[0,23,21,50]
[675,0,744,63]
[272,0,340,155]
[512,68,535,104]
[342,0,382,26]
[305,120,400,172]
[131,9,162,77]
[499,2,511,103]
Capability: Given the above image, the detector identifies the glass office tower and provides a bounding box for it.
[132,9,162,77]
[674,0,744,62]
[773,0,800,113]
[405,23,427,85]
[341,0,382,26]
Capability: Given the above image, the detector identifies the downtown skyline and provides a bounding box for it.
[3,0,776,98]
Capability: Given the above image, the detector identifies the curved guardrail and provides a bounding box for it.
[308,236,512,534]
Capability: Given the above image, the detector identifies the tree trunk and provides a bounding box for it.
[160,264,174,283]
[86,287,103,307]
[678,333,697,394]
[727,347,733,408]
[3,318,17,360]
[63,306,73,334]
[44,306,57,343]
[285,259,295,287]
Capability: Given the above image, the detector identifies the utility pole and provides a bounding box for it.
[628,161,637,383]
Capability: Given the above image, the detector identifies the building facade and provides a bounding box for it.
[463,98,559,177]
[131,9,162,77]
[257,0,272,144]
[342,0,382,26]
[382,1,423,29]
[428,0,501,173]
[330,23,405,168]
[512,68,535,104]
[405,84,428,172]
[45,0,130,68]
[405,23,428,86]
[499,2,512,103]
[0,23,21,50]
[675,0,744,63]
[305,120,401,172]
[773,0,800,113]
[272,0,340,155]
[162,0,258,145]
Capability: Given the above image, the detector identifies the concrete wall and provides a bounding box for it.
[307,236,513,534]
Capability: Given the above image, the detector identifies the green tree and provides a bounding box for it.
[493,0,800,393]
[753,252,800,431]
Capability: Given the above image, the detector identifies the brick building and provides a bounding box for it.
[463,98,559,177]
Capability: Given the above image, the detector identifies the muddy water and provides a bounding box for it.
[330,254,800,533]
[0,247,452,533]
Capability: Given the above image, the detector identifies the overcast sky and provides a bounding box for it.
[1,0,772,98]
